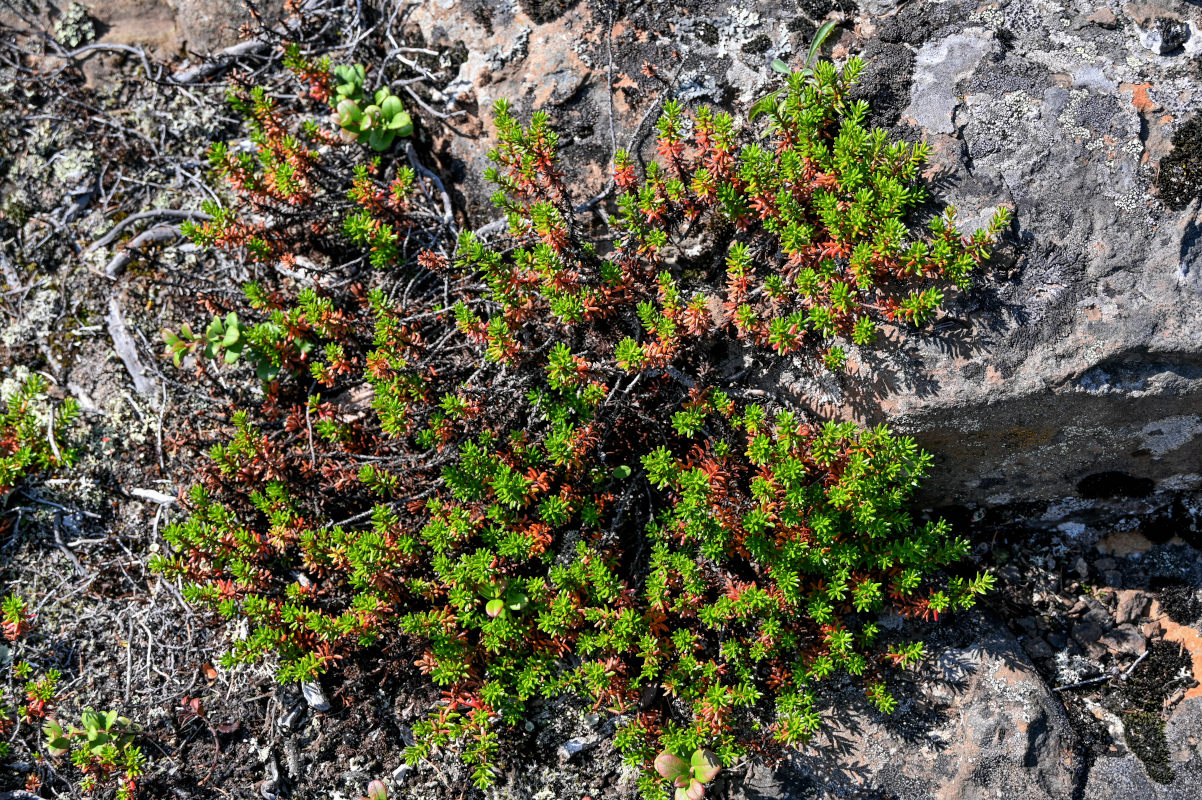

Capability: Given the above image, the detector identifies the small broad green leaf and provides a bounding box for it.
[221,318,241,347]
[223,348,241,365]
[690,749,722,783]
[336,98,362,124]
[256,361,279,382]
[655,752,689,782]
[380,94,403,119]
[612,465,632,480]
[387,111,413,136]
[367,128,395,151]
[770,58,790,73]
[485,598,505,618]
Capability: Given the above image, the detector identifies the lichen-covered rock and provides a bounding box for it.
[727,611,1080,800]
[1082,697,1202,800]
[26,0,286,57]
[408,0,1202,540]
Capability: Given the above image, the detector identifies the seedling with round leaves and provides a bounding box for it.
[655,749,722,800]
[44,708,147,800]
[162,309,311,383]
[162,312,245,367]
[328,63,413,151]
[480,579,529,619]
[332,63,366,104]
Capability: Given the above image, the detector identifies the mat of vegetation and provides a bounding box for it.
[0,3,1198,800]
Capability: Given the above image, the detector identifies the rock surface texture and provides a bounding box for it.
[777,611,1083,800]
[403,0,1202,544]
[3,0,286,58]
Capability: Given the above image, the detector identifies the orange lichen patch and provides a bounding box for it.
[1095,530,1156,556]
[1120,82,1158,115]
[1151,601,1202,700]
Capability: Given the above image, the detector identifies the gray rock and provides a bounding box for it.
[301,681,330,712]
[1074,619,1108,658]
[1139,18,1190,55]
[1083,697,1202,799]
[1023,636,1055,660]
[1116,590,1152,625]
[1086,8,1119,29]
[775,611,1080,800]
[864,0,901,16]
[1016,616,1041,637]
[903,30,995,134]
[556,735,599,763]
[1099,623,1147,656]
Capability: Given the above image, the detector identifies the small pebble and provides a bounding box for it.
[302,680,331,712]
[557,736,598,763]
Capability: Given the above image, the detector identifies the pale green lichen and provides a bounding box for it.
[54,3,96,50]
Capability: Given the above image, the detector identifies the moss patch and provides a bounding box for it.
[1113,640,1196,784]
[1156,116,1202,210]
[1152,581,1202,625]
[1121,711,1174,783]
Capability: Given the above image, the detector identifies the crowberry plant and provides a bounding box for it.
[0,375,78,497]
[154,50,1008,793]
[2,594,32,641]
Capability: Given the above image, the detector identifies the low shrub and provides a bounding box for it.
[0,375,78,498]
[152,49,1007,792]
[45,709,147,800]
